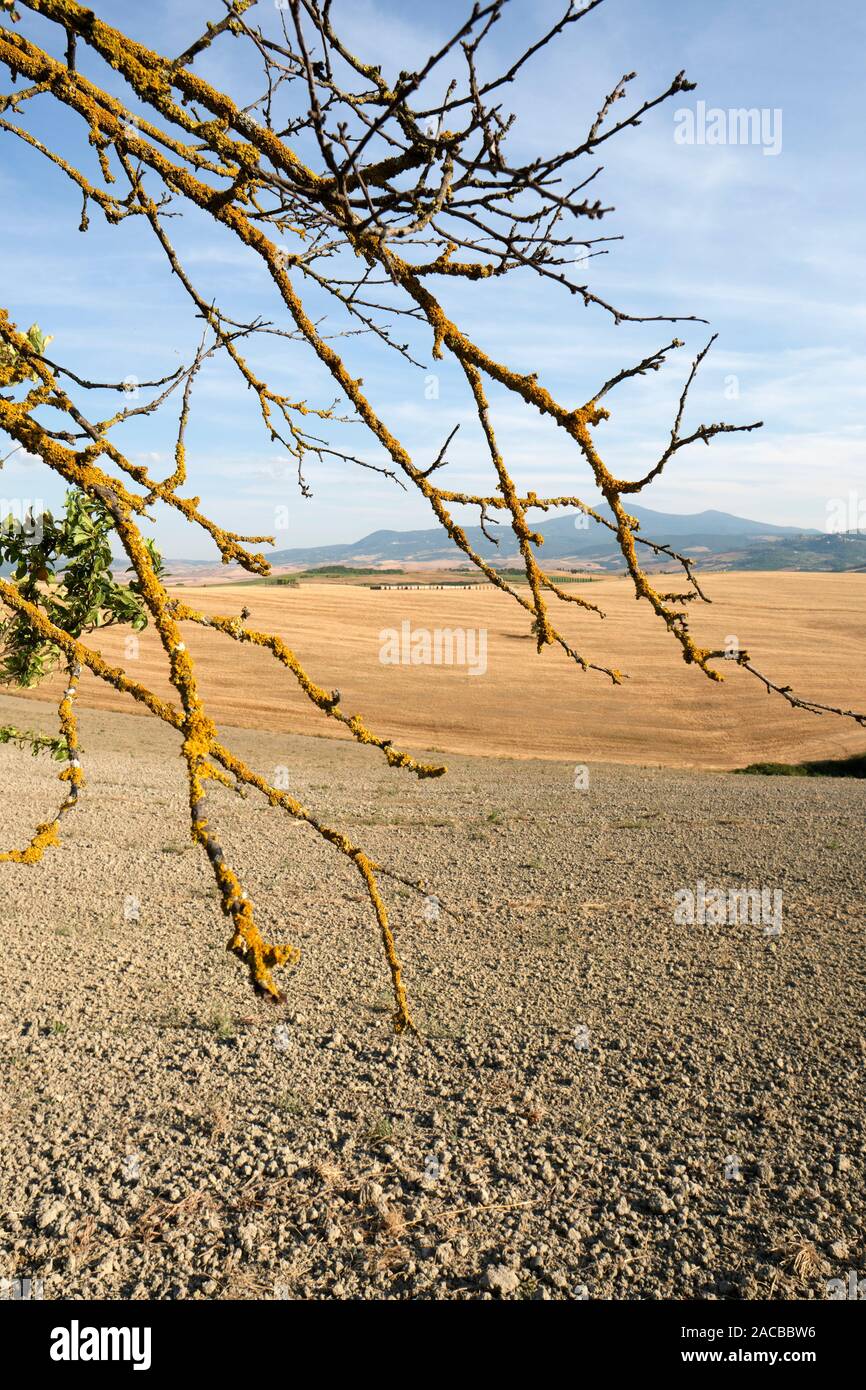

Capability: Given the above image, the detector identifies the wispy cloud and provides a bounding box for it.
[0,0,863,554]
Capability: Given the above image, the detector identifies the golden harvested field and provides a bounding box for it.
[11,570,865,768]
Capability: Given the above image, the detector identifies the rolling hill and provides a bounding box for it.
[259,505,865,573]
[4,505,864,579]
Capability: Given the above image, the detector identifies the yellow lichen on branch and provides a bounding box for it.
[0,660,82,863]
[2,0,860,1029]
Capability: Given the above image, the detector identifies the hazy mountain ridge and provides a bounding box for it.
[5,505,863,579]
[257,505,865,573]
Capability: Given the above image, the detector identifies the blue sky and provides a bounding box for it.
[1,0,864,558]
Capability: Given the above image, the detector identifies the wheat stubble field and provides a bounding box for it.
[7,571,866,768]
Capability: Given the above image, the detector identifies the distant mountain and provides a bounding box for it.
[259,505,860,572]
[6,506,864,579]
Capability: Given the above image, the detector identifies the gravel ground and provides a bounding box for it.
[1,692,864,1301]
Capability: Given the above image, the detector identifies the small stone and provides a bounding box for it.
[481,1263,520,1296]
